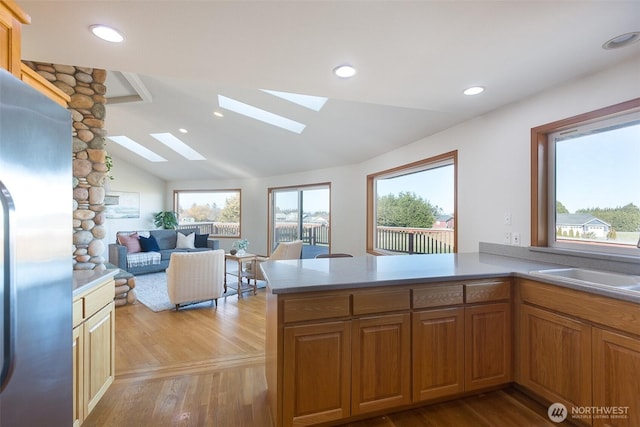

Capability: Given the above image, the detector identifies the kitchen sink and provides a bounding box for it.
[529,268,640,292]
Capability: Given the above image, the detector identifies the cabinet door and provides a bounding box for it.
[593,328,640,427]
[465,303,512,391]
[283,321,351,427]
[0,3,22,76]
[352,313,411,415]
[84,302,115,416]
[520,304,592,412]
[73,325,84,427]
[412,308,464,401]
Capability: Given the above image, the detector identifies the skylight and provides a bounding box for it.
[150,132,205,160]
[107,136,167,162]
[218,95,306,134]
[261,89,328,112]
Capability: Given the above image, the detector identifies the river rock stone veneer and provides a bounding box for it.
[24,61,109,271]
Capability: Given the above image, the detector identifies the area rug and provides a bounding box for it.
[134,272,265,312]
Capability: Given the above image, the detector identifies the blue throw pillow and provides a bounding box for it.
[194,233,209,248]
[139,235,160,252]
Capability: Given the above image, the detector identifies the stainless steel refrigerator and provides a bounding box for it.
[0,69,72,426]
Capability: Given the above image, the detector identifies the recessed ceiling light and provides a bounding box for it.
[89,25,125,43]
[602,31,640,50]
[463,86,485,96]
[150,132,205,161]
[178,128,188,134]
[107,136,166,162]
[333,64,357,78]
[213,111,224,118]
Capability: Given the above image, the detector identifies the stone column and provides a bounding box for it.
[24,61,109,270]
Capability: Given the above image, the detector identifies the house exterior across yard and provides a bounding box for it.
[556,213,611,238]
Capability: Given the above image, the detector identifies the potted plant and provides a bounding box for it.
[232,239,250,255]
[154,211,178,229]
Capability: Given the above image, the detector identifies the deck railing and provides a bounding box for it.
[274,222,329,245]
[376,226,454,254]
[178,221,330,245]
[179,222,453,254]
[178,222,240,236]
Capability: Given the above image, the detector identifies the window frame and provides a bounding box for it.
[530,98,640,255]
[267,182,331,257]
[366,150,458,256]
[173,188,242,238]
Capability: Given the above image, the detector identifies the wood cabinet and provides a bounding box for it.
[519,304,592,411]
[352,313,411,414]
[0,0,28,77]
[351,289,411,415]
[84,303,116,414]
[592,328,640,427]
[0,0,69,105]
[72,324,84,427]
[20,63,70,106]
[464,279,512,391]
[518,278,640,427]
[283,321,351,427]
[465,302,512,391]
[73,275,115,426]
[268,278,513,427]
[412,307,464,401]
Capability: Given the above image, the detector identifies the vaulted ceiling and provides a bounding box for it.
[19,1,640,181]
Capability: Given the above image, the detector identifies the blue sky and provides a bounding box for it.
[274,188,329,213]
[555,122,639,213]
[377,165,455,215]
[177,191,238,211]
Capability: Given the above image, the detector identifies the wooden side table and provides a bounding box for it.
[224,253,258,296]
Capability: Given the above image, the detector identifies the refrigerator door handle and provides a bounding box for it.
[0,180,16,392]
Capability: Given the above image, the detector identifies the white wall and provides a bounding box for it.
[167,164,362,256]
[137,58,638,257]
[359,58,640,252]
[104,154,166,245]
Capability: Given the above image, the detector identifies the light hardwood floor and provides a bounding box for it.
[83,287,566,427]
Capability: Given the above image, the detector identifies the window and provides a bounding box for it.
[531,98,640,256]
[268,183,330,258]
[173,189,241,238]
[367,151,457,255]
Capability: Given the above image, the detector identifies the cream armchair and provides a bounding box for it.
[255,240,303,281]
[166,249,225,310]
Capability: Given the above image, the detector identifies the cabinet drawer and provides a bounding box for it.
[353,289,410,315]
[465,280,510,303]
[413,284,463,308]
[84,280,114,318]
[284,294,351,323]
[72,299,84,328]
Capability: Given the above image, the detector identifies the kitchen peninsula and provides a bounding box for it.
[262,253,640,427]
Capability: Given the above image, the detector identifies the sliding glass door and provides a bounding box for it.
[269,184,330,258]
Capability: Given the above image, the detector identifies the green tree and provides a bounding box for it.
[577,203,640,232]
[556,201,569,214]
[219,194,240,222]
[377,192,439,228]
[184,202,214,222]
